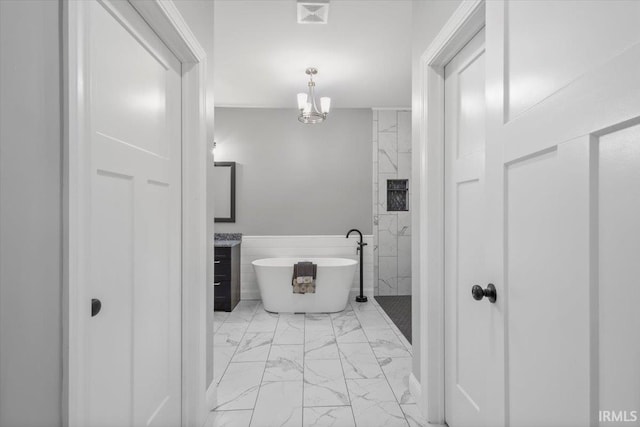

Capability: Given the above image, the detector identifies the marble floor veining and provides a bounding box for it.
[207,298,427,427]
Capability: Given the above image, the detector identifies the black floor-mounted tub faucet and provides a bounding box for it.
[346,229,368,303]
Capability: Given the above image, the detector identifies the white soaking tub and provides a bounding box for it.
[252,257,357,313]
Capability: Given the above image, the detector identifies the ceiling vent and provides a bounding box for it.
[297,0,329,24]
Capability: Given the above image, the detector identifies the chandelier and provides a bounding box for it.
[297,67,331,124]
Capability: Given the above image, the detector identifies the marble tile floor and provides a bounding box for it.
[207,298,426,427]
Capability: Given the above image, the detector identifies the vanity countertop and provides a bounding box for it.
[214,232,242,248]
[214,240,241,247]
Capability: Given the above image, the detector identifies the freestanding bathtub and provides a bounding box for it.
[252,258,357,313]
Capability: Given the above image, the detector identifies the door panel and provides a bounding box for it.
[445,28,487,427]
[135,180,175,424]
[598,124,640,426]
[455,179,484,404]
[86,1,182,426]
[505,142,590,427]
[457,53,486,158]
[89,171,134,426]
[505,0,640,119]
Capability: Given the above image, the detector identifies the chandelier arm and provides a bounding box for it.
[310,84,320,114]
[298,67,328,124]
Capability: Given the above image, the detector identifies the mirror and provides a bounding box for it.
[214,161,236,222]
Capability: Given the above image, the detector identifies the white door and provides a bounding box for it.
[444,29,489,427]
[84,1,182,426]
[482,2,640,427]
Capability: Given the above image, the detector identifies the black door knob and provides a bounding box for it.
[471,284,497,303]
[91,298,102,317]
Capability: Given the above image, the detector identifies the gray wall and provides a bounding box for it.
[0,2,216,424]
[214,108,373,236]
[411,0,462,380]
[0,1,62,425]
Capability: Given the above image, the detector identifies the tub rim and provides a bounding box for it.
[251,257,357,268]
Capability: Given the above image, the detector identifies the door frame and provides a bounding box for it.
[62,1,209,426]
[416,0,485,424]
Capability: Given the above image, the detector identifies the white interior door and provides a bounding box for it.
[84,1,182,426]
[444,28,489,427]
[482,2,640,426]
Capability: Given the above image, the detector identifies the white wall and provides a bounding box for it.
[410,0,462,382]
[0,1,62,425]
[214,107,373,236]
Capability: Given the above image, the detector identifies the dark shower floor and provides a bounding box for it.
[374,295,412,344]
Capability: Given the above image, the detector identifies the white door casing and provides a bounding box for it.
[416,1,486,423]
[64,1,209,426]
[444,28,488,427]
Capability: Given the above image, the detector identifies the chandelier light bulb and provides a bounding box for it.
[320,97,331,114]
[297,93,308,110]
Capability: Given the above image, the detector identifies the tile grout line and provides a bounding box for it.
[331,304,358,427]
[215,301,414,426]
[372,300,403,337]
[363,300,412,426]
[217,304,256,385]
[374,113,379,297]
[302,313,306,426]
[395,112,399,297]
[212,312,239,391]
[214,301,260,413]
[354,300,413,422]
[374,299,413,353]
[247,308,279,427]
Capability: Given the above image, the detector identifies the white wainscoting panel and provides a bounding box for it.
[239,235,374,300]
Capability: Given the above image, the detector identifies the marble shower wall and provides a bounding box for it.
[372,110,412,296]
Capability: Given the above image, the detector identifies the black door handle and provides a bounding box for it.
[471,284,497,303]
[91,298,102,317]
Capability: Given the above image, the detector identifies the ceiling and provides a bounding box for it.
[213,0,412,109]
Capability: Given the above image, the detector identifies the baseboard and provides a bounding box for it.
[409,373,422,407]
[408,373,445,425]
[241,290,261,300]
[206,382,217,411]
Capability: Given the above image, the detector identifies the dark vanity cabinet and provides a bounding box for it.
[214,244,241,312]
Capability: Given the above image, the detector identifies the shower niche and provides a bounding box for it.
[386,179,409,212]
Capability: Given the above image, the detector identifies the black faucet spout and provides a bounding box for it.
[346,228,362,240]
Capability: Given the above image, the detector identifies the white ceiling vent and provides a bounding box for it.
[297,0,329,24]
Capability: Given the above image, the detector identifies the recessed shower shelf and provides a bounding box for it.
[387,179,409,212]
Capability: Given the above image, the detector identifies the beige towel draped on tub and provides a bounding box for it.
[292,261,317,294]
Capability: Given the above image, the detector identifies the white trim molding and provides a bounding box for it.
[416,0,485,424]
[409,373,445,427]
[63,1,209,426]
[409,373,422,408]
[206,382,217,412]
